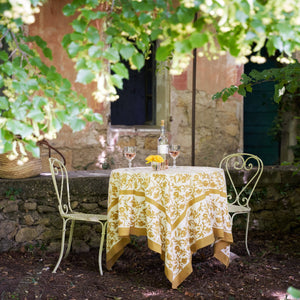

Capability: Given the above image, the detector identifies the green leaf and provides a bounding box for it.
[51,117,63,132]
[33,96,47,108]
[150,28,162,41]
[131,53,144,70]
[0,75,3,88]
[245,85,252,93]
[71,19,87,33]
[19,43,35,56]
[60,79,72,92]
[13,67,27,81]
[25,142,40,158]
[111,63,129,79]
[245,31,257,41]
[62,3,76,16]
[70,32,85,42]
[1,61,14,76]
[6,120,33,138]
[136,40,146,52]
[27,79,39,90]
[27,35,52,59]
[156,44,173,61]
[75,69,95,84]
[0,50,8,61]
[68,41,83,57]
[69,118,86,132]
[44,89,55,97]
[228,40,240,57]
[12,81,28,93]
[237,85,246,97]
[86,112,103,123]
[42,47,52,60]
[87,26,100,44]
[55,110,67,123]
[27,108,44,122]
[120,44,136,60]
[174,40,192,54]
[0,96,9,110]
[105,26,119,36]
[61,33,72,48]
[111,74,123,89]
[266,39,276,57]
[29,57,43,69]
[189,32,208,48]
[11,102,28,120]
[287,287,300,298]
[76,57,87,69]
[89,59,102,72]
[138,12,152,25]
[85,0,99,7]
[276,23,294,40]
[81,9,106,20]
[176,6,194,24]
[88,45,102,58]
[0,129,9,154]
[271,36,283,52]
[103,48,120,62]
[235,10,248,23]
[251,19,265,34]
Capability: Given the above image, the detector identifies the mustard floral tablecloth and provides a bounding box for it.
[106,167,233,289]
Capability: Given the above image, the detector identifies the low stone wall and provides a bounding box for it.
[0,167,299,254]
[0,170,110,253]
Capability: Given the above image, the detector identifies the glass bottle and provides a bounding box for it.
[157,120,169,168]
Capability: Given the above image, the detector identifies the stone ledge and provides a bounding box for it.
[0,166,298,200]
[0,170,111,199]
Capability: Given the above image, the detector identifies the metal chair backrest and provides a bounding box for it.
[219,153,264,208]
[49,157,72,216]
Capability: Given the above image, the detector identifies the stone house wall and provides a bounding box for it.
[29,0,244,172]
[0,167,299,254]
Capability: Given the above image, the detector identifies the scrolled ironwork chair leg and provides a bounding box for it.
[98,221,108,276]
[245,213,250,256]
[53,218,67,273]
[64,220,75,259]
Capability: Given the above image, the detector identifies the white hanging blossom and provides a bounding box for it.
[0,0,41,33]
[93,73,119,103]
[1,0,41,27]
[250,55,267,64]
[181,0,195,8]
[170,53,192,75]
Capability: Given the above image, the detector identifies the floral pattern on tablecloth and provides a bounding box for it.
[106,167,233,289]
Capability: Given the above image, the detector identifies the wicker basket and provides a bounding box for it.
[0,152,42,179]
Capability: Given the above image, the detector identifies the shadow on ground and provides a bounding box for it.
[0,231,299,299]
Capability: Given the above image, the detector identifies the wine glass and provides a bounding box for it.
[124,146,136,168]
[169,145,180,167]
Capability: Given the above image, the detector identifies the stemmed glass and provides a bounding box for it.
[169,145,180,167]
[124,146,136,168]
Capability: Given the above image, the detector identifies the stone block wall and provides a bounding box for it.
[0,167,299,254]
[0,171,110,253]
[29,0,245,172]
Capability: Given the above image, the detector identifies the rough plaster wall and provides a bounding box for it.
[170,54,244,167]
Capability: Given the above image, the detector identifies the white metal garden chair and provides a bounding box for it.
[49,157,107,275]
[219,153,263,255]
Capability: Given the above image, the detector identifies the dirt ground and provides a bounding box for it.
[0,230,299,300]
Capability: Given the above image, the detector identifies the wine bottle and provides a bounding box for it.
[157,120,169,168]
